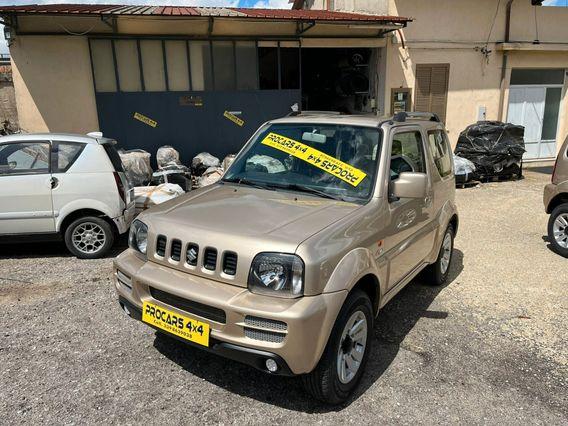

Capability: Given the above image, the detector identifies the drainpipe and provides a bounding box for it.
[498,0,515,121]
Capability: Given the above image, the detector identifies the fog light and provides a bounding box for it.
[265,358,278,373]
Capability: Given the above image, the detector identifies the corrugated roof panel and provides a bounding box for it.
[0,4,411,22]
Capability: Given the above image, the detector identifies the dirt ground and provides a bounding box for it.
[1,167,566,425]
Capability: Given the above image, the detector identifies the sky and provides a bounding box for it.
[0,0,566,54]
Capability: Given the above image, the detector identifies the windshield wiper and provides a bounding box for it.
[221,177,275,191]
[265,182,346,202]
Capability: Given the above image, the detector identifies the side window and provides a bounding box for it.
[0,142,50,175]
[427,130,453,178]
[52,142,85,173]
[390,131,426,180]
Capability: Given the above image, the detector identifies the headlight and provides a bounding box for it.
[248,253,304,298]
[129,220,148,255]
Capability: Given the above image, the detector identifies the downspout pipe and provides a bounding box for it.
[498,0,515,121]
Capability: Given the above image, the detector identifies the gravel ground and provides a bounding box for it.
[1,167,566,425]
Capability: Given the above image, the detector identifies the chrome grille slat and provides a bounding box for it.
[156,235,167,257]
[170,239,182,261]
[203,248,217,271]
[222,252,238,275]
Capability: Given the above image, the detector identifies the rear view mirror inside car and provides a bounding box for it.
[302,132,326,144]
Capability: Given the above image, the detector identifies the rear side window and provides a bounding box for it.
[0,142,50,175]
[390,131,426,180]
[427,130,452,178]
[103,143,124,172]
[52,142,85,173]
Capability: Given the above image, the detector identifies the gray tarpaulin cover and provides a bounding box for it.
[118,149,152,186]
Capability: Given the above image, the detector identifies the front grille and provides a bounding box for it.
[170,239,182,261]
[222,252,238,275]
[244,327,286,343]
[186,244,199,266]
[244,315,287,331]
[150,287,226,324]
[203,248,217,271]
[156,235,167,257]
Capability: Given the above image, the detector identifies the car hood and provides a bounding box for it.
[145,183,361,244]
[140,184,361,287]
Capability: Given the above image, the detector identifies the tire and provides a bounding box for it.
[423,225,454,286]
[301,290,373,405]
[547,204,568,258]
[64,216,115,259]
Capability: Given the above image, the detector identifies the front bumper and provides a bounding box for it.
[113,200,136,234]
[118,296,294,375]
[113,249,347,375]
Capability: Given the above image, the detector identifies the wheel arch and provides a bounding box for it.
[59,208,117,235]
[546,194,568,214]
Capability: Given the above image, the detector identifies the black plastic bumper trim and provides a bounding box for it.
[117,297,294,377]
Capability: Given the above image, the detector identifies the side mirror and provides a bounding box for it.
[390,172,428,199]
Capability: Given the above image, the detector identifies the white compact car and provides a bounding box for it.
[0,132,135,258]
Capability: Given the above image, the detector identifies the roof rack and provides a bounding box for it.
[392,111,440,123]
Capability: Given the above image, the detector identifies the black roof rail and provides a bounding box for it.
[392,111,441,123]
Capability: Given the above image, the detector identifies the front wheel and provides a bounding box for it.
[548,204,568,258]
[64,216,114,259]
[423,225,454,286]
[301,290,373,405]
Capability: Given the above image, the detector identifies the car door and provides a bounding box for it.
[384,128,435,289]
[0,140,55,234]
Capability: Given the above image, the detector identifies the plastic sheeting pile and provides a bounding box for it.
[118,149,152,186]
[453,154,476,184]
[153,145,191,191]
[455,121,525,180]
[134,183,185,214]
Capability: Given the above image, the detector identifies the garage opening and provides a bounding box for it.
[301,48,375,114]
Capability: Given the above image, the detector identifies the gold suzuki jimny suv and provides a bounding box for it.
[114,111,459,404]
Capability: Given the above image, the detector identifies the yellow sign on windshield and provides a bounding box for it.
[261,132,367,187]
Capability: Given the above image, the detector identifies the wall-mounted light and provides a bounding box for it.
[4,26,15,46]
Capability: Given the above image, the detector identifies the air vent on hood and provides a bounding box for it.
[156,235,167,257]
[170,239,182,261]
[222,252,238,275]
[203,248,217,271]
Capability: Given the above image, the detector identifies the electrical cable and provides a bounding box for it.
[485,0,502,49]
[57,22,97,36]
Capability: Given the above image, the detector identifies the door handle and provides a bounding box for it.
[50,177,59,189]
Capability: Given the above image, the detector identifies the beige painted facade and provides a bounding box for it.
[10,35,99,133]
[311,0,568,157]
[6,2,568,158]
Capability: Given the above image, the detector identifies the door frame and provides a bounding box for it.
[506,83,564,160]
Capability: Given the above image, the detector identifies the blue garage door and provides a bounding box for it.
[89,38,301,163]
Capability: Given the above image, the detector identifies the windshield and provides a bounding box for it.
[224,123,382,202]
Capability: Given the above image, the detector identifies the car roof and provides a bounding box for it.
[0,132,114,145]
[269,112,442,129]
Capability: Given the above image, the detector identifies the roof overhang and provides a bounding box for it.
[0,4,411,40]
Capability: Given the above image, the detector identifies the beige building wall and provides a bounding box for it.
[10,36,99,133]
[384,0,568,154]
[305,0,568,154]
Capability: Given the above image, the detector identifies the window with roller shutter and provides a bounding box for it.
[414,64,450,123]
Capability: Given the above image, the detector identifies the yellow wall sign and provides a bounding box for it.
[133,112,157,128]
[261,132,367,187]
[223,111,244,127]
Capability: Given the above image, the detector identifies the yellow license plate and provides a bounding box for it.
[142,301,210,347]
